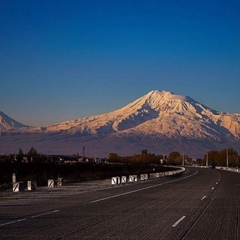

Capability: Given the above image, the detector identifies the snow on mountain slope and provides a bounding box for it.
[0,111,29,131]
[0,90,239,157]
[43,90,240,140]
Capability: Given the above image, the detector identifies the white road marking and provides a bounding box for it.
[212,187,215,190]
[183,169,189,174]
[172,216,186,227]
[0,210,59,227]
[30,209,59,219]
[201,196,206,200]
[0,218,27,227]
[216,182,218,184]
[88,170,199,204]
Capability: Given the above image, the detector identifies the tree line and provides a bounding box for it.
[2,147,239,168]
[17,147,39,161]
[108,148,239,167]
[108,149,191,165]
[201,148,239,167]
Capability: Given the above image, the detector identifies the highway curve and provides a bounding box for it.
[0,167,239,239]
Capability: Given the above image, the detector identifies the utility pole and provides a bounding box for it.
[82,146,85,159]
[226,148,229,168]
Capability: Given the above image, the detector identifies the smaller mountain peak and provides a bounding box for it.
[0,111,29,131]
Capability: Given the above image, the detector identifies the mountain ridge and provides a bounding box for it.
[0,90,239,157]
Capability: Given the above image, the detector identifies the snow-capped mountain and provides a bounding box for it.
[0,111,29,131]
[0,90,239,157]
[44,90,240,139]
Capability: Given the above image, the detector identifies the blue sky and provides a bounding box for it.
[1,0,240,126]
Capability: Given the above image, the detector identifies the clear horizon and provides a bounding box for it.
[1,0,240,127]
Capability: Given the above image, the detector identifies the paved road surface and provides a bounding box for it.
[0,167,239,239]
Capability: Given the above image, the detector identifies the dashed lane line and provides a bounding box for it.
[0,218,27,227]
[0,210,59,227]
[172,216,186,227]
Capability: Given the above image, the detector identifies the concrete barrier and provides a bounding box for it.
[57,178,63,186]
[159,172,165,177]
[155,173,160,178]
[48,179,55,188]
[27,180,37,191]
[129,175,137,182]
[111,167,185,186]
[121,176,127,184]
[12,173,16,183]
[140,174,149,180]
[111,176,120,185]
[149,173,157,179]
[13,182,25,192]
[134,175,138,182]
[216,166,240,174]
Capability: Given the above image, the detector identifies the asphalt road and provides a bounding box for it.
[0,167,239,239]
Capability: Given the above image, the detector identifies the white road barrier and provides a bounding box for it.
[121,176,127,184]
[111,176,120,185]
[48,179,55,188]
[27,181,37,191]
[111,167,185,185]
[216,166,240,174]
[57,178,63,186]
[128,175,137,182]
[140,174,148,180]
[12,173,16,183]
[149,173,157,179]
[13,182,25,192]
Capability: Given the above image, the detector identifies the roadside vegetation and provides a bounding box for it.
[199,148,239,167]
[0,147,239,190]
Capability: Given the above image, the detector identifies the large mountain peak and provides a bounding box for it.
[0,90,239,157]
[43,90,239,137]
[123,90,199,114]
